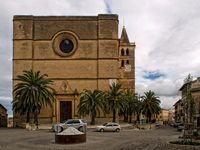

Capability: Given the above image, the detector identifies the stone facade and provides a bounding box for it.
[174,99,184,123]
[0,104,7,127]
[157,109,173,125]
[13,14,135,125]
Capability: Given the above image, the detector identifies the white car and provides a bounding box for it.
[52,119,87,133]
[96,122,121,132]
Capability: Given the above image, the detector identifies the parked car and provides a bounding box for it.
[52,119,87,133]
[96,122,121,132]
[155,123,161,127]
[170,122,175,127]
[177,124,184,131]
[173,122,182,128]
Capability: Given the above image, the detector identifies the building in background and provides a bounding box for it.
[157,108,173,125]
[7,117,13,128]
[174,99,184,123]
[179,77,200,127]
[13,14,135,126]
[0,104,7,127]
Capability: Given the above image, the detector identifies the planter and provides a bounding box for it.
[55,133,86,144]
[55,127,86,144]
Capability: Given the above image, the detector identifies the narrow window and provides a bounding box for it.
[121,49,124,56]
[126,60,129,64]
[121,60,124,67]
[126,49,129,56]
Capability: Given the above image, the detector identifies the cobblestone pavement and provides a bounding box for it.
[0,126,199,150]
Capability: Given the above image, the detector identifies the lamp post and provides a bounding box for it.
[74,89,79,118]
[138,95,144,130]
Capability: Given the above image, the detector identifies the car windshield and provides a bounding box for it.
[113,124,119,126]
[61,120,67,123]
[59,119,72,124]
[103,123,108,126]
[66,119,74,124]
[81,119,87,123]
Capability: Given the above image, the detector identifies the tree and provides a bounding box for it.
[12,70,55,126]
[118,91,128,122]
[182,74,195,142]
[184,74,193,84]
[78,89,105,125]
[122,90,139,123]
[142,90,161,122]
[106,83,124,122]
[184,74,195,123]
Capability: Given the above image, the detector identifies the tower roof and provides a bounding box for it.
[120,26,130,43]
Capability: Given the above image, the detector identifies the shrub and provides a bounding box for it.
[170,140,200,146]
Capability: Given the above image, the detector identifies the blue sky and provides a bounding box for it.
[1,0,200,116]
[143,71,166,80]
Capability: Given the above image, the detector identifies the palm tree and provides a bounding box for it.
[142,90,161,122]
[123,90,140,123]
[78,89,105,125]
[12,70,55,126]
[106,83,124,122]
[118,93,128,122]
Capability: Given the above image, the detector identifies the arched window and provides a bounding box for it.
[121,49,124,56]
[126,60,129,64]
[121,60,124,67]
[126,49,129,56]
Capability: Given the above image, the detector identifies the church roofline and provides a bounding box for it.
[0,104,7,111]
[13,14,118,21]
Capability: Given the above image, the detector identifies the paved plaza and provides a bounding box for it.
[0,126,199,150]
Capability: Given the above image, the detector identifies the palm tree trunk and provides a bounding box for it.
[146,113,149,123]
[26,110,30,123]
[123,113,128,122]
[123,113,126,122]
[91,115,95,125]
[149,114,152,123]
[129,114,132,123]
[112,99,116,122]
[113,109,116,122]
[137,114,140,121]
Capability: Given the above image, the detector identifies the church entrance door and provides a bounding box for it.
[60,101,72,122]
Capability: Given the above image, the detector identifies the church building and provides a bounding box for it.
[13,14,135,126]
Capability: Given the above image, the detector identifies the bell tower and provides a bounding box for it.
[118,26,135,92]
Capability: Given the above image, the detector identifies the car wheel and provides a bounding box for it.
[115,128,120,132]
[60,127,64,132]
[100,128,104,132]
[55,126,63,133]
[78,126,84,132]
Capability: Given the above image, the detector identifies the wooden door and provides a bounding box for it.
[60,101,72,122]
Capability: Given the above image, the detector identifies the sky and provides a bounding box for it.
[1,0,200,116]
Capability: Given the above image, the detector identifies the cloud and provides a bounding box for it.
[104,0,112,14]
[159,96,181,109]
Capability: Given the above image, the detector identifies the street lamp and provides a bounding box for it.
[138,95,144,130]
[74,89,79,118]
